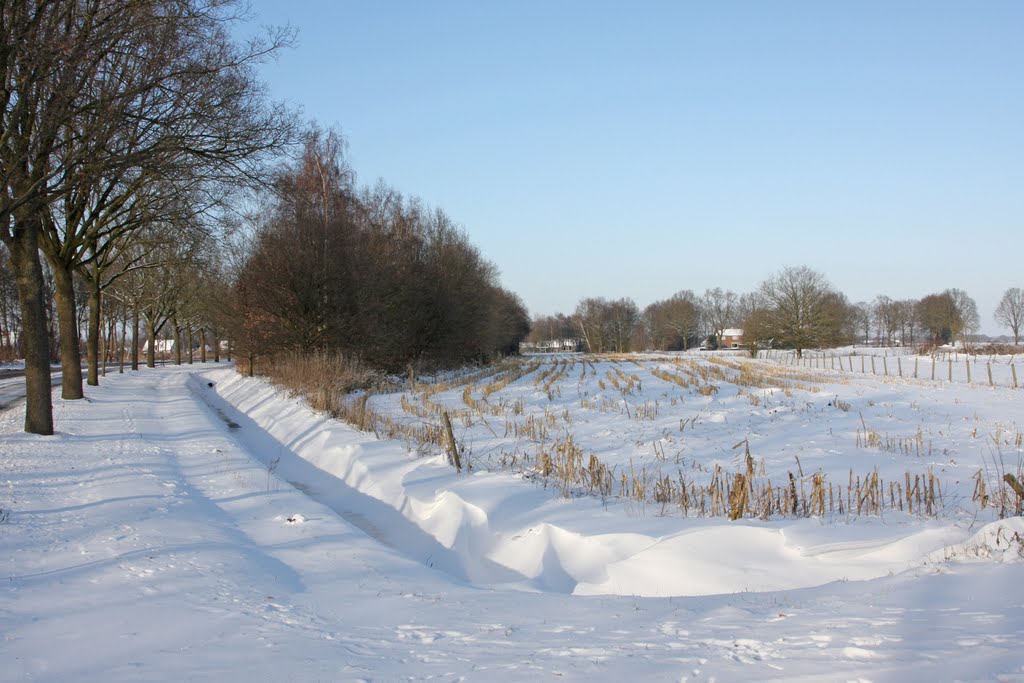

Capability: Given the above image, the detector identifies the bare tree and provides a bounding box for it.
[758,265,838,358]
[574,298,608,353]
[916,294,951,347]
[950,289,980,350]
[662,290,701,350]
[701,288,738,348]
[852,301,872,346]
[641,300,673,351]
[995,288,1024,344]
[738,292,772,357]
[607,298,639,353]
[643,291,701,351]
[873,295,899,346]
[897,299,919,347]
[917,288,979,349]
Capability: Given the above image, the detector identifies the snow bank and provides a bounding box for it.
[926,517,1024,564]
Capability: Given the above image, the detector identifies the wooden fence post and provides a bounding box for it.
[1012,364,1018,389]
[442,411,462,472]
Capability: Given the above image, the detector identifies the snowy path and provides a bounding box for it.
[2,365,1023,681]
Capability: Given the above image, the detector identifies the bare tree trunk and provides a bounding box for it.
[173,316,182,365]
[146,316,156,368]
[212,329,220,362]
[50,262,84,399]
[131,306,140,371]
[86,275,101,386]
[200,328,207,363]
[46,280,60,363]
[6,223,54,434]
[102,316,112,378]
[187,325,194,364]
[119,316,128,374]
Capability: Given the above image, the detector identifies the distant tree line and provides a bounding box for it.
[528,265,1016,357]
[227,131,530,374]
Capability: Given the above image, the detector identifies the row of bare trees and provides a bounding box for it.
[228,132,530,373]
[1,0,294,433]
[532,266,1010,357]
[850,289,982,348]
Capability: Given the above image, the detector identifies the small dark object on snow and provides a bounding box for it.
[207,382,214,388]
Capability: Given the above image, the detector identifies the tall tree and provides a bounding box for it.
[897,299,919,347]
[758,265,838,358]
[949,289,980,349]
[852,301,872,345]
[643,291,700,351]
[995,287,1024,344]
[607,298,639,353]
[701,288,738,348]
[738,292,772,357]
[873,295,899,346]
[916,289,979,349]
[574,297,610,353]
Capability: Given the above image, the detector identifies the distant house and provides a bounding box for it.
[154,339,175,353]
[721,328,745,349]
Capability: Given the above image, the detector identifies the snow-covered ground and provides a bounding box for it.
[2,359,1023,681]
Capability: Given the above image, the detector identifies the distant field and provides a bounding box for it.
[369,350,1024,521]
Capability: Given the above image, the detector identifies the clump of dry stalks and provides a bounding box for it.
[521,433,952,520]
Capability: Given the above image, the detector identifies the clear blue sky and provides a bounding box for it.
[242,1,1022,335]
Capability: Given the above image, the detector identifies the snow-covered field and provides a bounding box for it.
[2,355,1023,681]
